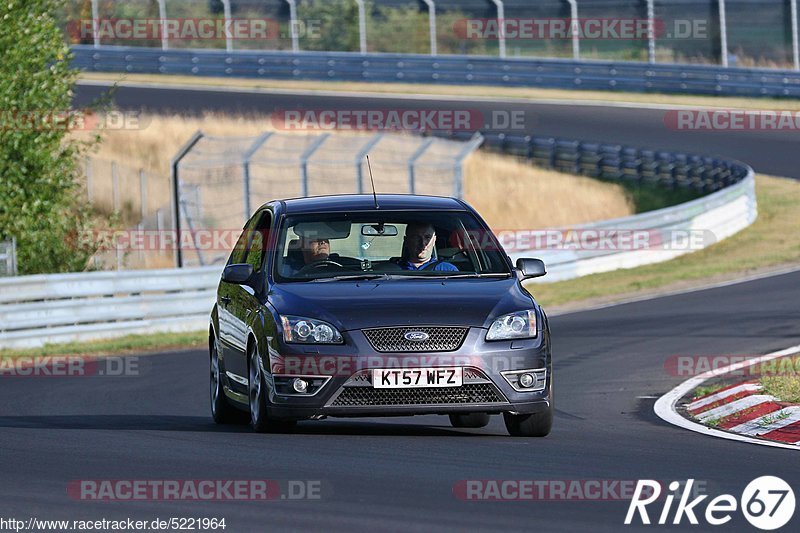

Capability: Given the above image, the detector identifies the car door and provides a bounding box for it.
[224,210,273,390]
[217,215,258,392]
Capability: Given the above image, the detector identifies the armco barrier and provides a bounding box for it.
[0,267,221,349]
[0,164,755,349]
[72,45,800,98]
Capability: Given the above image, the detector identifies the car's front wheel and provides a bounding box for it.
[503,406,552,437]
[210,339,246,424]
[248,343,296,433]
[449,413,491,428]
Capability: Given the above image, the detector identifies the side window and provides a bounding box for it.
[244,212,272,272]
[228,227,251,265]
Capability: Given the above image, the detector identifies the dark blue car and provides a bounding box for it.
[209,194,552,436]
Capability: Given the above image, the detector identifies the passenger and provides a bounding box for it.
[396,222,457,272]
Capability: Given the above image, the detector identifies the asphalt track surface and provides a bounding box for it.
[2,270,799,531]
[2,84,797,531]
[74,82,800,179]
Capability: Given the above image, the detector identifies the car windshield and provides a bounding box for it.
[274,210,511,282]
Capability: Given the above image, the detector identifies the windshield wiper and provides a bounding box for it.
[398,272,512,279]
[312,273,393,282]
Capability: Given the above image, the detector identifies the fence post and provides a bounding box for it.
[242,132,273,220]
[421,0,437,56]
[355,0,368,54]
[792,0,799,70]
[137,222,144,263]
[489,0,506,58]
[10,237,17,276]
[355,133,384,194]
[91,0,100,48]
[300,134,330,197]
[222,0,234,52]
[646,0,655,63]
[453,132,484,199]
[408,138,435,194]
[157,0,168,50]
[719,0,729,66]
[286,0,300,52]
[566,0,580,60]
[171,130,205,268]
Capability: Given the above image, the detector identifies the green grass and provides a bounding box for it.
[692,384,725,400]
[527,175,800,307]
[622,183,703,213]
[0,330,206,359]
[761,373,800,404]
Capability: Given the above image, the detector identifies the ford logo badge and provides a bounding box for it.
[404,331,429,342]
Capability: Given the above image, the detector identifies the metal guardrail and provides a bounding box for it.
[72,45,800,98]
[0,267,220,349]
[440,130,756,282]
[1,56,758,348]
[0,146,755,348]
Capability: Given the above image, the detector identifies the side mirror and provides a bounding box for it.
[222,263,254,285]
[516,258,546,279]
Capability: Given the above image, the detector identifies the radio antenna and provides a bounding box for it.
[366,154,379,210]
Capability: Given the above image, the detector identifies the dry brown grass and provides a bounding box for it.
[463,151,632,229]
[72,113,633,268]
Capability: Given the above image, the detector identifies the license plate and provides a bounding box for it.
[372,367,463,389]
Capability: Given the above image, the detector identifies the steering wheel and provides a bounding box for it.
[296,259,345,274]
[442,249,469,261]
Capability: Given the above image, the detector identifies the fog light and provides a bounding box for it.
[292,378,309,393]
[519,373,535,388]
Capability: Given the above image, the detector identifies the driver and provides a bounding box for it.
[283,236,331,275]
[396,222,457,272]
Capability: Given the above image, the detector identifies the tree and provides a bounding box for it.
[0,0,98,274]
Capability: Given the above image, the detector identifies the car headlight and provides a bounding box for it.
[280,315,343,344]
[486,310,537,341]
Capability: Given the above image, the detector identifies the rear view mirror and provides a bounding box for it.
[222,263,254,285]
[361,224,398,236]
[516,258,546,279]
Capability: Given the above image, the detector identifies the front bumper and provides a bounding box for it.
[261,326,552,420]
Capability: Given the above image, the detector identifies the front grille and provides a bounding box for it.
[362,326,468,352]
[330,383,506,407]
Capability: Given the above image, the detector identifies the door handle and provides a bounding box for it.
[220,296,231,306]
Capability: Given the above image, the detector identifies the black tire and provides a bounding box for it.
[503,406,553,437]
[210,338,247,424]
[248,343,297,434]
[449,413,491,428]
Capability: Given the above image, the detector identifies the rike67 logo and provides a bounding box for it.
[625,477,795,530]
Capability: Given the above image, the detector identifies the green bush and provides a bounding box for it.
[0,0,98,274]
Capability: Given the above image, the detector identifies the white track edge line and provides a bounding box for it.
[654,344,800,450]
